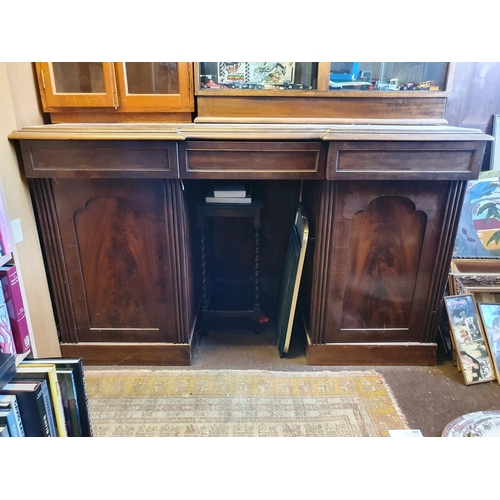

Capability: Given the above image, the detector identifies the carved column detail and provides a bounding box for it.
[30,178,78,343]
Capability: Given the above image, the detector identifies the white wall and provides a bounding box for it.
[0,62,60,357]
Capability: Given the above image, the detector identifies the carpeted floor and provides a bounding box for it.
[85,369,408,437]
[84,325,500,437]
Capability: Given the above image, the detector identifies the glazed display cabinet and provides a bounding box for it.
[195,62,452,121]
[35,62,195,123]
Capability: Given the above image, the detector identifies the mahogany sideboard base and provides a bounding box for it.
[59,342,192,366]
[10,123,491,368]
[306,342,438,366]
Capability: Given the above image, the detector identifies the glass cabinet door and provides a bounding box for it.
[197,62,320,92]
[36,62,118,108]
[114,62,194,111]
[196,62,449,94]
[328,62,449,92]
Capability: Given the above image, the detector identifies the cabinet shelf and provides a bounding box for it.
[196,89,448,98]
[0,252,12,267]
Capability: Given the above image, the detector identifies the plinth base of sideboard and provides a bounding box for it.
[60,342,192,366]
[306,342,438,366]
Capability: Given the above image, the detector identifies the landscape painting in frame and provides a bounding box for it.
[444,294,495,385]
[478,302,500,384]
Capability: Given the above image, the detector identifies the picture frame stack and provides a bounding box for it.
[444,294,497,386]
[449,259,500,302]
[445,153,500,385]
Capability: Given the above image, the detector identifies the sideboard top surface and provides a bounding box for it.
[8,122,492,143]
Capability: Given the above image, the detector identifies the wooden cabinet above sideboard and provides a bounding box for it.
[35,62,195,123]
[32,62,455,124]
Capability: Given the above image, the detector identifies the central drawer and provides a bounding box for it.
[179,141,326,179]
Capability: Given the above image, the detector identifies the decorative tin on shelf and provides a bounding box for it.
[249,62,295,85]
[217,62,296,86]
[217,62,249,84]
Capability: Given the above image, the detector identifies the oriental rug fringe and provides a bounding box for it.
[84,369,409,437]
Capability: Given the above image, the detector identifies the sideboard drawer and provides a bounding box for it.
[179,141,326,179]
[326,141,485,180]
[20,140,179,179]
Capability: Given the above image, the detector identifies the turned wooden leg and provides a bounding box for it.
[200,226,209,336]
[254,225,260,334]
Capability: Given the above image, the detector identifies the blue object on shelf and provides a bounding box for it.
[330,62,360,81]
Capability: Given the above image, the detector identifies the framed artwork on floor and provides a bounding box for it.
[477,302,500,384]
[444,294,496,385]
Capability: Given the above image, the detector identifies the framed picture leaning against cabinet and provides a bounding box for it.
[477,302,500,383]
[444,294,495,385]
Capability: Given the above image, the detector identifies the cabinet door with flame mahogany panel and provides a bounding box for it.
[304,179,465,365]
[45,178,192,344]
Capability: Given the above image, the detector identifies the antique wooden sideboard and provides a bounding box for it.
[9,122,490,366]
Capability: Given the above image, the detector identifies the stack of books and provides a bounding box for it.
[206,183,252,204]
[0,357,93,437]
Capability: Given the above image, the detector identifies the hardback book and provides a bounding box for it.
[213,183,247,198]
[16,363,68,437]
[21,358,93,437]
[0,424,9,437]
[206,189,252,204]
[0,406,22,437]
[0,285,16,355]
[1,379,54,436]
[0,393,25,436]
[0,352,16,391]
[0,263,31,354]
[55,368,82,437]
[0,194,12,257]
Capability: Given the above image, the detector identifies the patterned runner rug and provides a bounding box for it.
[84,369,408,437]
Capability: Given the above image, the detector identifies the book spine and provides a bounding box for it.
[0,284,16,355]
[9,394,25,436]
[0,195,12,256]
[0,265,31,353]
[38,378,58,437]
[36,381,52,437]
[213,191,247,198]
[0,409,20,436]
[0,395,25,436]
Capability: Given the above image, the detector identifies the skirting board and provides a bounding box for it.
[60,342,191,366]
[306,342,438,366]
